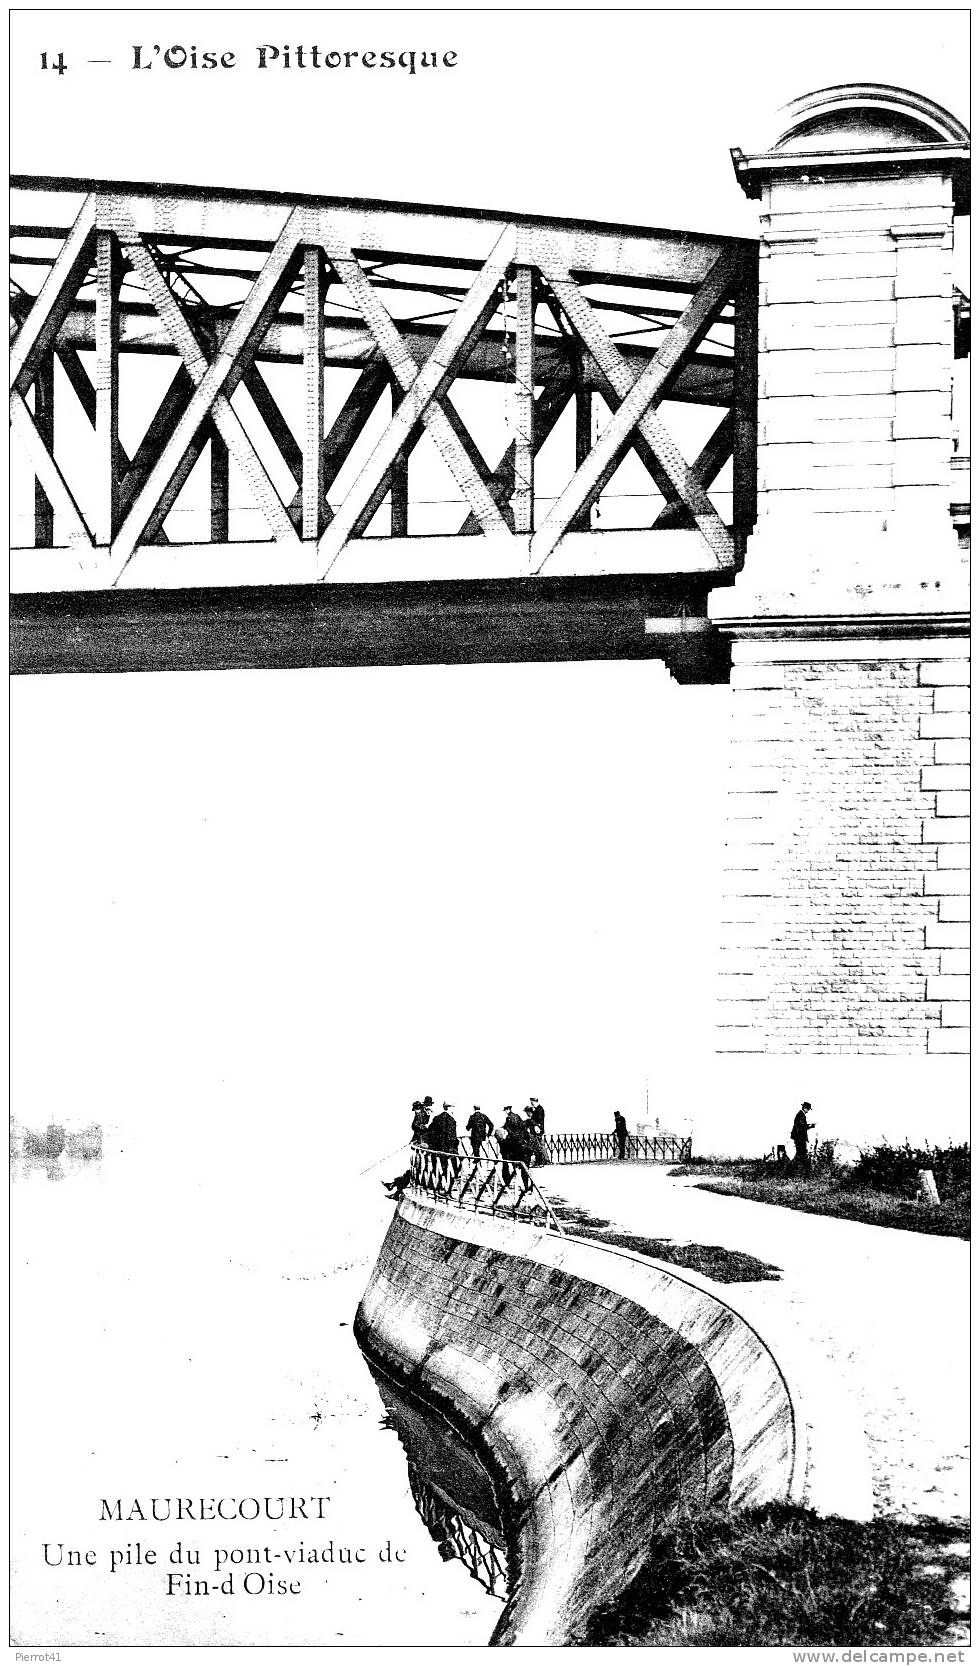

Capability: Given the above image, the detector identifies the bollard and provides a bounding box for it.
[917,1168,941,1206]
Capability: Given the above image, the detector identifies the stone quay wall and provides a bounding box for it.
[355,1195,800,1646]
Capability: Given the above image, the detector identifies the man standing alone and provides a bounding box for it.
[613,1111,628,1161]
[791,1103,815,1177]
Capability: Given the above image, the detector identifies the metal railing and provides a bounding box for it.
[408,1143,565,1234]
[544,1132,692,1164]
[408,1467,508,1600]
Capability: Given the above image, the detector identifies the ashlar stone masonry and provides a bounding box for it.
[718,639,968,1054]
[712,84,969,1057]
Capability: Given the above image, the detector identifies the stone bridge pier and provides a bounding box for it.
[710,87,969,1110]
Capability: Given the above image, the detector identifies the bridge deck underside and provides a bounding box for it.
[10,573,731,680]
[11,178,756,675]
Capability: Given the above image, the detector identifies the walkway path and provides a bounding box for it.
[540,1164,969,1528]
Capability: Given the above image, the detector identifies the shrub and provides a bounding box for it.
[813,1138,838,1173]
[841,1140,970,1201]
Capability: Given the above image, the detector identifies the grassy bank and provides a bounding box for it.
[549,1197,780,1282]
[570,1505,970,1647]
[671,1142,970,1240]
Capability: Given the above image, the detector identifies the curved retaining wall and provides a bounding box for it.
[355,1196,801,1645]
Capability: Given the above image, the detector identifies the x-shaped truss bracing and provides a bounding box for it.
[10,181,758,585]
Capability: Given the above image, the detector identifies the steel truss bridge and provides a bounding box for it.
[10,177,758,677]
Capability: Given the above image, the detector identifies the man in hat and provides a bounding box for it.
[523,1104,547,1167]
[466,1106,493,1160]
[386,1099,428,1199]
[791,1103,815,1177]
[426,1103,460,1186]
[613,1110,629,1161]
[497,1107,532,1189]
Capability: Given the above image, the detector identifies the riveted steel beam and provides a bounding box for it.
[531,253,739,571]
[106,211,304,580]
[26,302,733,405]
[315,226,516,574]
[302,248,326,541]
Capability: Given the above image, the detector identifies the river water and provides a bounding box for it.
[10,1123,502,1647]
[10,659,720,1649]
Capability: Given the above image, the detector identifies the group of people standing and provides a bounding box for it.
[383,1096,548,1200]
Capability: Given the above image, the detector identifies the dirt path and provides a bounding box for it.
[541,1164,969,1527]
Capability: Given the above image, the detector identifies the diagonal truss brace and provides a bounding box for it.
[652,410,734,528]
[105,208,305,581]
[531,250,740,571]
[314,223,516,576]
[55,342,173,544]
[10,390,93,547]
[283,364,390,531]
[458,376,574,535]
[10,195,97,396]
[10,195,100,547]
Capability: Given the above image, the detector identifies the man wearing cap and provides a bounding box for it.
[498,1107,532,1189]
[466,1106,493,1160]
[523,1104,547,1167]
[410,1100,430,1145]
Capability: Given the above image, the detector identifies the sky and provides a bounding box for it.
[10,10,969,234]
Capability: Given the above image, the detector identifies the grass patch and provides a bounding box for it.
[696,1176,970,1238]
[569,1505,970,1647]
[549,1197,780,1283]
[674,1143,970,1240]
[669,1159,757,1178]
[598,1232,779,1283]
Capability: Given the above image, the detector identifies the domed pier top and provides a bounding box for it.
[733,82,970,210]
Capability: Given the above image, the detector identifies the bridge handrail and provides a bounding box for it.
[409,1143,565,1236]
[543,1131,692,1164]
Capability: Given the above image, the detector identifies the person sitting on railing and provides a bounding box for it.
[466,1106,493,1159]
[426,1104,460,1184]
[382,1167,413,1201]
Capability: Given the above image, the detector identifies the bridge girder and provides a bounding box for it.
[11,178,758,674]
